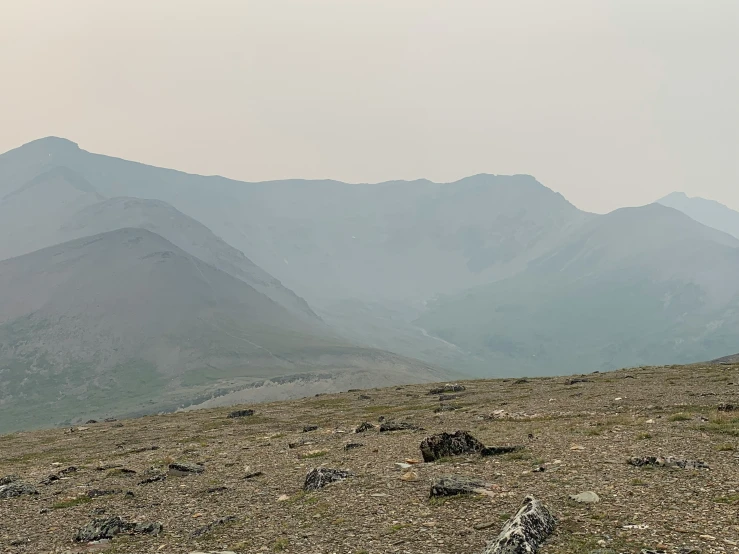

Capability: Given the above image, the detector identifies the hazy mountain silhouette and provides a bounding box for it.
[417,204,739,373]
[658,191,739,240]
[0,228,448,432]
[2,137,739,385]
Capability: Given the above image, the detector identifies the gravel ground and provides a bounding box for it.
[1,362,738,554]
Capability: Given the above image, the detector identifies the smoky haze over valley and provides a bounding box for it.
[1,1,738,213]
[0,1,738,433]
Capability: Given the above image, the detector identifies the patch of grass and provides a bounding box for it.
[428,494,484,507]
[630,478,647,486]
[52,496,92,509]
[387,523,412,533]
[714,494,739,505]
[504,451,532,461]
[668,412,692,422]
[717,443,735,452]
[272,537,289,551]
[584,428,601,436]
[636,432,652,440]
[299,450,327,459]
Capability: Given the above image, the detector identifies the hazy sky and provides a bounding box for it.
[2,0,737,213]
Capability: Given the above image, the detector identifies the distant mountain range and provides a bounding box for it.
[1,136,737,431]
[658,192,739,241]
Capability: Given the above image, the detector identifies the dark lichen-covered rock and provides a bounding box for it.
[430,475,486,497]
[628,456,709,470]
[355,422,375,433]
[303,425,319,433]
[420,430,485,462]
[0,481,38,499]
[303,468,353,491]
[87,489,117,498]
[74,516,162,542]
[0,474,19,486]
[379,421,420,432]
[138,474,166,485]
[429,383,466,395]
[191,515,236,537]
[169,462,205,474]
[481,445,523,457]
[344,443,363,451]
[482,495,556,554]
[227,409,254,419]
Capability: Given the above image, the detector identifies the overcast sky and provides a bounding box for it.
[1,0,737,213]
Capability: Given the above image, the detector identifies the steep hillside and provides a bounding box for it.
[417,204,739,374]
[659,191,739,240]
[0,229,448,433]
[0,166,103,260]
[60,197,319,322]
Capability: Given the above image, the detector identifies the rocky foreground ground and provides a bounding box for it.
[1,362,738,554]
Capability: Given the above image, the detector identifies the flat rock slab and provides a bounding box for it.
[481,445,523,457]
[0,474,19,486]
[379,421,420,432]
[303,468,354,491]
[430,475,487,497]
[420,430,485,462]
[628,456,709,470]
[168,462,205,474]
[482,495,556,554]
[0,481,38,499]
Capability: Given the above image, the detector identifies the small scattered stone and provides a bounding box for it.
[303,468,353,491]
[87,489,117,498]
[85,419,98,424]
[718,403,736,412]
[245,471,264,479]
[628,456,709,470]
[302,425,319,432]
[379,421,420,432]
[358,394,372,400]
[227,409,254,419]
[191,515,236,537]
[138,474,166,485]
[0,474,19,486]
[344,443,363,451]
[401,471,418,481]
[439,394,459,401]
[429,383,466,395]
[569,491,600,503]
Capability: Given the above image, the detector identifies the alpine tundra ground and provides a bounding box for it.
[1,361,739,554]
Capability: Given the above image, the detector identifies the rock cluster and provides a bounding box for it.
[303,468,353,491]
[74,516,162,542]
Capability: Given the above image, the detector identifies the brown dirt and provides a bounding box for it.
[1,362,739,554]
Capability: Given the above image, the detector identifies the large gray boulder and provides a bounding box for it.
[482,495,556,554]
